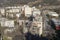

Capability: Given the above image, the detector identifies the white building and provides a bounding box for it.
[22,5,32,17]
[0,8,5,16]
[32,6,38,11]
[30,20,43,35]
[33,10,41,17]
[48,11,59,17]
[5,6,22,18]
[1,20,14,27]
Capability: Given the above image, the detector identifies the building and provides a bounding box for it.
[5,6,22,19]
[23,5,32,17]
[0,8,5,17]
[1,20,14,27]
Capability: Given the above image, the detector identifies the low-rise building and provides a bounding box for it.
[5,6,22,19]
[24,5,32,17]
[1,20,14,27]
[0,8,5,16]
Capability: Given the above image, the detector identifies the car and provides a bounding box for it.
[52,18,60,30]
[55,20,60,30]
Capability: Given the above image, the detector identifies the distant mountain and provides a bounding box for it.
[0,0,60,7]
[42,0,60,5]
[0,0,36,3]
[0,0,37,6]
[28,0,60,6]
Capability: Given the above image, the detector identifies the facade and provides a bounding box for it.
[1,20,14,27]
[0,8,5,16]
[25,7,32,17]
[24,5,32,17]
[5,6,22,19]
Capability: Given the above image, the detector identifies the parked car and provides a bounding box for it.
[52,18,60,30]
[55,20,60,30]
